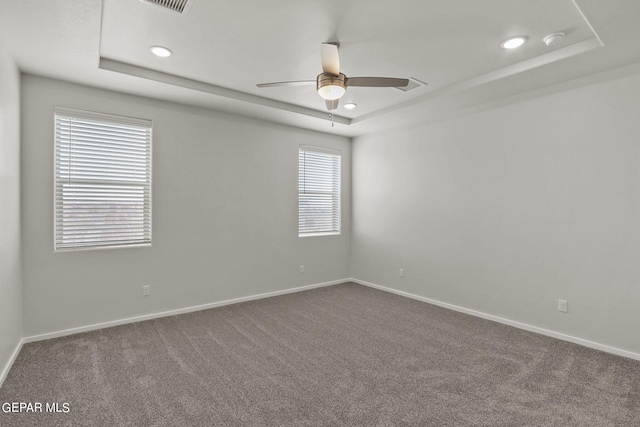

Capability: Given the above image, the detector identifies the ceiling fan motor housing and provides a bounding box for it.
[317,73,347,100]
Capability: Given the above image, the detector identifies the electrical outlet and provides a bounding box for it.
[299,265,304,274]
[558,299,568,313]
[143,285,151,297]
[399,268,405,278]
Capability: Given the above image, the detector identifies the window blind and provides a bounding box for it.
[54,108,152,250]
[298,146,341,235]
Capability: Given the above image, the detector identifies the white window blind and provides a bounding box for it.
[54,108,152,250]
[298,145,341,236]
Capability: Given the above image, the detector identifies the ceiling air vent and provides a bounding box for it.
[394,77,428,92]
[142,0,192,14]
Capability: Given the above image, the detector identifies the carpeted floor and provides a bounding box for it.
[1,282,639,426]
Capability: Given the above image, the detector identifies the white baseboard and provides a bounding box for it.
[23,279,347,344]
[350,278,640,362]
[0,338,24,389]
[18,277,639,365]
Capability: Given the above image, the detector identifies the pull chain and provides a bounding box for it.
[329,113,334,127]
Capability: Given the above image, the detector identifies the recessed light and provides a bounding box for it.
[500,36,527,50]
[150,46,172,57]
[343,103,357,110]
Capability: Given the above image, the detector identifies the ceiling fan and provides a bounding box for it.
[257,42,410,111]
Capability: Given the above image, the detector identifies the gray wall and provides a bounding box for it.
[15,67,640,357]
[351,70,640,355]
[0,41,22,381]
[21,75,351,337]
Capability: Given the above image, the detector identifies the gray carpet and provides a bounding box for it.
[1,282,639,426]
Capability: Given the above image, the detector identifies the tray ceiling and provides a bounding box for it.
[1,0,639,135]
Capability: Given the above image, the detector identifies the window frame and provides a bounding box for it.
[53,107,153,252]
[298,145,341,237]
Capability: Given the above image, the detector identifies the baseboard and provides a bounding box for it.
[350,278,640,362]
[20,277,639,362]
[23,279,348,344]
[0,338,24,389]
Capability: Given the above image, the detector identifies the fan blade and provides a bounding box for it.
[321,43,340,76]
[257,80,315,88]
[347,77,409,87]
[325,99,339,110]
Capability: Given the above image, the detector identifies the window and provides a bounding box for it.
[298,145,341,236]
[54,108,152,250]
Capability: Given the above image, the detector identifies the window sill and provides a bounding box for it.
[54,243,152,253]
[299,232,341,238]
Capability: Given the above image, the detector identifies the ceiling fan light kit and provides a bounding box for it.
[317,73,347,100]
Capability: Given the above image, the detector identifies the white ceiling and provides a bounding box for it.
[1,0,639,136]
